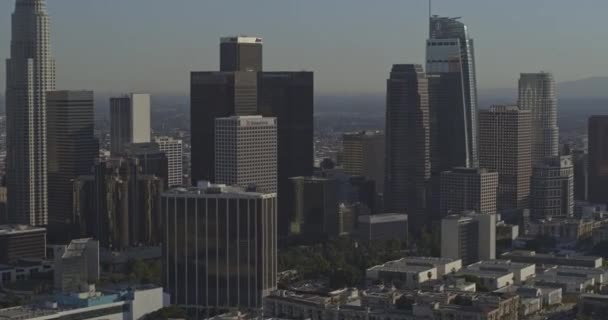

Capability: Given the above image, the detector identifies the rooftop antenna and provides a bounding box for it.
[429,0,432,18]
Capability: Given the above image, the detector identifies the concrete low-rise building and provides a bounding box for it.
[578,294,608,319]
[366,260,437,289]
[466,260,536,284]
[0,285,165,320]
[265,289,520,320]
[535,268,596,294]
[528,217,602,243]
[456,269,515,291]
[366,257,463,286]
[399,257,463,277]
[501,250,603,268]
[0,259,53,284]
[593,225,608,245]
[357,213,408,245]
[495,285,562,307]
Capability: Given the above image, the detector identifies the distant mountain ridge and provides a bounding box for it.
[480,76,608,102]
[0,77,607,114]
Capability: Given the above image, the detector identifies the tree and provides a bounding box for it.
[143,306,188,320]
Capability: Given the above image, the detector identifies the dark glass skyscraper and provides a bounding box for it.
[588,116,608,204]
[190,71,258,184]
[427,16,479,171]
[190,38,314,241]
[47,90,98,240]
[384,64,430,230]
[258,72,314,239]
[73,158,164,249]
[220,36,263,72]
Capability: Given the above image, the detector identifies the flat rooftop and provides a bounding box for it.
[502,251,602,261]
[457,269,513,278]
[359,213,407,223]
[368,259,435,273]
[470,260,534,269]
[163,183,275,199]
[0,225,46,236]
[220,36,263,44]
[0,306,56,320]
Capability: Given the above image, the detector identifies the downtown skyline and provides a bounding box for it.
[1,0,607,95]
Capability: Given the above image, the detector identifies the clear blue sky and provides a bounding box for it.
[0,0,606,94]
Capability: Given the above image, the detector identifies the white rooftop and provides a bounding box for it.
[220,36,263,44]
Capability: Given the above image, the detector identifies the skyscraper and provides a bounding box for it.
[154,136,184,187]
[73,158,164,249]
[110,93,151,155]
[215,116,277,193]
[341,131,385,193]
[258,71,314,239]
[220,36,263,72]
[190,37,314,240]
[162,183,277,316]
[440,168,498,217]
[530,156,574,219]
[588,116,608,204]
[427,16,479,170]
[441,213,496,265]
[6,0,56,226]
[289,176,339,240]
[122,142,169,188]
[384,64,430,230]
[518,73,558,164]
[479,106,532,211]
[47,91,98,239]
[190,71,258,184]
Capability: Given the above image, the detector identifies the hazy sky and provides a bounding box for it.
[0,0,606,94]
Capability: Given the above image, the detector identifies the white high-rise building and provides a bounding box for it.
[110,93,151,155]
[441,212,496,265]
[518,72,558,164]
[215,115,277,193]
[154,136,183,187]
[6,0,56,225]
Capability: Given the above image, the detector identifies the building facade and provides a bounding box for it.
[518,73,559,164]
[122,142,169,189]
[572,150,589,201]
[220,36,263,72]
[73,158,164,249]
[530,156,574,219]
[52,238,99,293]
[190,71,259,184]
[588,116,608,204]
[190,37,313,242]
[215,116,277,193]
[427,16,479,170]
[439,168,498,217]
[0,225,46,264]
[289,176,338,239]
[479,105,532,211]
[257,71,315,240]
[384,64,430,231]
[154,136,184,187]
[47,91,98,240]
[162,184,277,316]
[357,213,408,245]
[6,0,56,226]
[441,213,496,265]
[341,131,385,193]
[110,93,151,155]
